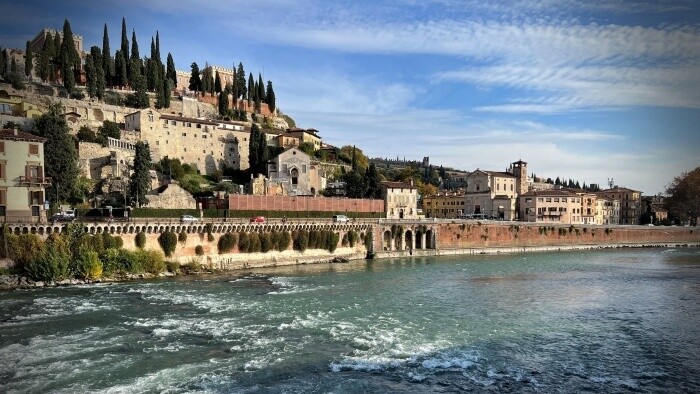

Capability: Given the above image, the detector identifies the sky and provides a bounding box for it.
[1,0,699,195]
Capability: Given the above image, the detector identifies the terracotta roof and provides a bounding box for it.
[0,129,46,142]
[484,170,516,178]
[601,187,640,193]
[381,181,417,190]
[520,189,578,197]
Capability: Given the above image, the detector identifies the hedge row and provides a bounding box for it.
[77,208,381,219]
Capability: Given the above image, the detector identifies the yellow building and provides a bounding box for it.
[519,190,583,224]
[422,192,466,219]
[382,181,418,219]
[0,91,43,119]
[0,129,50,223]
[599,187,641,225]
[285,128,322,150]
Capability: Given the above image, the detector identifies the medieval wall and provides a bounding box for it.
[228,195,385,213]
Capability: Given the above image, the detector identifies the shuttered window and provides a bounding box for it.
[29,144,39,155]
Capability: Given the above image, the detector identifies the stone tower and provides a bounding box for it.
[511,159,528,196]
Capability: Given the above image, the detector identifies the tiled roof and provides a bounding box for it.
[601,187,640,193]
[381,181,417,190]
[520,189,578,197]
[0,129,46,142]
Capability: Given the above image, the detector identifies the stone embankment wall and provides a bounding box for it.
[436,223,700,249]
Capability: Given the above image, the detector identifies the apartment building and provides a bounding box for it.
[599,187,641,225]
[0,129,50,223]
[519,189,583,224]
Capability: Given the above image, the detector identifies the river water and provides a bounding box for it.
[1,248,699,393]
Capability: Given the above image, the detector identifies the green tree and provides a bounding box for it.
[39,37,53,82]
[666,167,700,225]
[166,52,176,86]
[207,67,215,97]
[94,52,106,100]
[214,71,222,93]
[85,53,97,98]
[130,141,152,206]
[60,19,79,94]
[248,124,268,175]
[218,87,229,116]
[340,145,369,171]
[247,73,254,103]
[257,73,265,101]
[126,58,148,108]
[189,62,201,95]
[161,71,171,108]
[25,41,33,78]
[236,62,246,100]
[33,103,78,204]
[102,23,112,86]
[120,17,129,75]
[265,81,276,113]
[128,30,141,88]
[115,50,128,88]
[98,120,120,141]
[365,163,381,198]
[76,126,96,142]
[10,58,17,74]
[343,170,367,198]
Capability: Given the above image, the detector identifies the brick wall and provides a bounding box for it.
[228,195,384,213]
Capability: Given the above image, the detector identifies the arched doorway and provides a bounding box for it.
[399,209,404,219]
[404,230,413,250]
[415,231,423,249]
[425,229,434,249]
[383,230,392,250]
[290,168,299,185]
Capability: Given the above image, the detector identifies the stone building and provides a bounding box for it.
[0,129,50,223]
[599,187,641,225]
[519,189,583,224]
[463,169,517,220]
[285,128,322,150]
[0,90,43,119]
[266,147,326,196]
[29,28,84,60]
[382,181,418,219]
[594,196,620,225]
[124,109,247,174]
[422,192,466,219]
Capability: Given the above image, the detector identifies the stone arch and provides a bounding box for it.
[92,108,104,122]
[383,230,392,251]
[426,229,435,249]
[404,230,413,250]
[415,231,423,249]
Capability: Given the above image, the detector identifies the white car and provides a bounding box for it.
[332,215,349,223]
[180,215,198,224]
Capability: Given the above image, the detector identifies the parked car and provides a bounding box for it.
[50,212,75,222]
[332,214,350,223]
[180,214,198,224]
[250,216,266,223]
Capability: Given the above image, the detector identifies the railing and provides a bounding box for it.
[18,176,52,186]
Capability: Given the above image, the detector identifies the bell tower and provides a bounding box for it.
[511,159,528,196]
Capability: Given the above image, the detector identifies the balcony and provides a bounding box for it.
[19,176,52,186]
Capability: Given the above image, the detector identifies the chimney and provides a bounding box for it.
[13,129,18,136]
[409,178,414,186]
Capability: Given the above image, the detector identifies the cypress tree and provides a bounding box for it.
[39,38,52,81]
[102,23,112,86]
[85,53,97,98]
[130,141,151,207]
[258,73,265,101]
[166,53,176,86]
[201,64,210,94]
[236,62,246,100]
[265,80,276,113]
[60,19,79,94]
[150,37,156,62]
[214,71,221,93]
[208,69,215,97]
[120,18,129,68]
[115,50,128,88]
[231,78,239,108]
[218,87,228,116]
[249,124,260,173]
[33,104,78,204]
[248,73,254,102]
[188,62,201,95]
[155,31,161,62]
[10,58,17,74]
[129,30,141,87]
[95,54,105,100]
[128,58,148,108]
[25,41,33,78]
[162,71,171,108]
[53,33,61,60]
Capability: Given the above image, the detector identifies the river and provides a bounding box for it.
[1,247,699,393]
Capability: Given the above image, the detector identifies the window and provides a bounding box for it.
[553,198,559,202]
[538,198,543,202]
[546,198,551,202]
[562,198,567,202]
[302,164,307,173]
[186,122,192,127]
[29,144,39,155]
[29,190,43,205]
[0,141,4,153]
[182,133,187,137]
[148,114,154,122]
[196,124,202,129]
[32,206,40,217]
[525,198,532,203]
[202,135,207,139]
[511,184,513,191]
[171,120,177,125]
[0,161,5,180]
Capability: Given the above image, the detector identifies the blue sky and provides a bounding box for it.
[2,0,699,195]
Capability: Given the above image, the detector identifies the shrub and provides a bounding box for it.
[185,259,201,272]
[341,233,349,247]
[260,232,272,253]
[6,233,44,269]
[278,231,291,252]
[158,231,178,257]
[116,249,143,274]
[207,232,215,242]
[135,232,146,249]
[293,230,309,252]
[348,230,358,247]
[195,245,204,256]
[72,246,103,279]
[102,233,124,249]
[249,232,261,253]
[101,248,121,276]
[138,249,166,274]
[166,260,180,274]
[327,232,340,252]
[218,233,237,254]
[238,232,249,252]
[24,234,70,282]
[178,230,188,243]
[364,231,373,248]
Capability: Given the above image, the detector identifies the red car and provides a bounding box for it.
[250,216,266,223]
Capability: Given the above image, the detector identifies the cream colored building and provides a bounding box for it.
[599,187,641,225]
[463,169,517,220]
[0,91,43,119]
[565,188,597,225]
[124,109,249,174]
[519,190,583,224]
[0,129,50,223]
[595,193,621,225]
[266,147,326,196]
[382,181,418,219]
